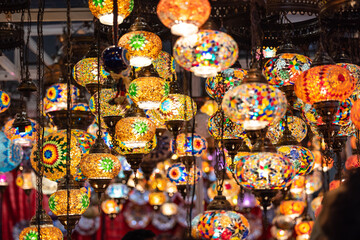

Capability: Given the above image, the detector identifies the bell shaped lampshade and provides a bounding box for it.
[264,53,312,86]
[128,76,169,109]
[170,133,207,157]
[4,118,37,146]
[277,145,315,176]
[0,131,23,173]
[19,210,63,240]
[159,94,197,121]
[294,65,355,104]
[206,68,247,103]
[73,57,110,87]
[222,83,287,130]
[279,200,306,218]
[193,210,250,240]
[118,30,162,67]
[88,0,134,25]
[167,162,201,185]
[0,90,10,113]
[89,88,130,118]
[30,132,82,181]
[157,0,211,36]
[81,153,121,181]
[173,30,238,77]
[351,99,360,129]
[115,115,156,148]
[337,63,360,99]
[208,109,244,140]
[45,83,80,111]
[236,152,295,190]
[267,116,307,144]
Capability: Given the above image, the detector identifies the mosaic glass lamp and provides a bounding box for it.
[337,62,360,99]
[19,210,63,240]
[118,17,162,67]
[277,145,314,176]
[101,199,121,219]
[208,109,244,140]
[267,116,307,144]
[88,0,134,25]
[148,189,167,210]
[30,132,82,181]
[45,83,80,112]
[0,131,23,173]
[159,94,197,122]
[4,118,37,146]
[279,200,306,218]
[170,133,207,157]
[351,99,360,129]
[157,0,211,36]
[0,90,10,113]
[173,30,238,77]
[222,68,287,130]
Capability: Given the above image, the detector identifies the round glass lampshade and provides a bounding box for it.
[0,131,23,173]
[115,116,156,148]
[167,162,201,185]
[81,153,121,180]
[73,57,109,87]
[222,83,287,130]
[277,145,314,176]
[89,88,130,118]
[206,68,247,102]
[151,51,176,81]
[0,90,10,113]
[112,135,157,155]
[263,53,312,86]
[118,30,162,67]
[4,118,37,146]
[106,183,130,199]
[170,133,207,157]
[88,0,133,25]
[66,129,95,155]
[145,109,166,130]
[161,202,178,216]
[193,210,250,240]
[279,200,306,218]
[101,46,128,74]
[49,187,90,216]
[149,191,167,207]
[294,220,314,237]
[351,99,360,129]
[208,109,244,140]
[173,30,238,77]
[128,77,169,109]
[19,224,63,240]
[236,152,295,189]
[45,83,80,111]
[159,94,197,121]
[16,171,34,190]
[294,65,355,104]
[31,132,82,181]
[157,0,211,36]
[337,63,360,99]
[101,199,121,215]
[267,116,307,144]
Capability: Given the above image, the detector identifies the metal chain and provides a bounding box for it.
[96,19,102,139]
[36,0,45,238]
[19,10,25,80]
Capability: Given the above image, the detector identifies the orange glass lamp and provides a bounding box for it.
[345,154,360,170]
[295,218,314,240]
[101,199,121,219]
[48,177,90,230]
[161,202,178,216]
[88,0,134,26]
[30,132,82,181]
[279,200,306,218]
[157,0,211,36]
[351,99,360,129]
[148,189,167,210]
[19,210,63,240]
[118,17,162,67]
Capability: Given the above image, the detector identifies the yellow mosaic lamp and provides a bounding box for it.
[48,176,90,231]
[19,210,63,240]
[88,0,134,26]
[118,17,162,67]
[149,189,167,210]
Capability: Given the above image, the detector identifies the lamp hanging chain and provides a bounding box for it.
[96,19,103,139]
[36,0,45,237]
[19,9,25,81]
[112,0,118,45]
[65,0,73,238]
[25,6,31,79]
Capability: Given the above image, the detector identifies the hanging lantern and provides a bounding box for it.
[351,99,360,129]
[345,155,360,170]
[19,210,63,240]
[157,0,211,36]
[45,83,80,111]
[0,90,10,113]
[118,17,162,67]
[200,100,218,116]
[159,94,197,122]
[106,182,130,202]
[149,190,167,210]
[294,218,314,239]
[192,195,250,240]
[206,68,247,103]
[73,57,110,93]
[337,62,360,99]
[208,109,244,140]
[161,202,178,216]
[128,72,170,110]
[207,179,241,201]
[263,53,312,87]
[115,106,156,148]
[68,129,96,155]
[173,30,238,77]
[279,200,306,218]
[101,46,129,74]
[4,118,37,146]
[222,68,287,130]
[88,0,134,26]
[0,131,23,173]
[170,133,207,157]
[151,51,177,82]
[277,145,315,176]
[145,109,167,136]
[16,170,34,194]
[101,199,121,219]
[30,132,82,181]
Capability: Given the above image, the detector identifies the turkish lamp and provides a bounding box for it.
[0,90,10,113]
[101,199,121,219]
[88,0,134,26]
[118,17,162,67]
[18,77,37,92]
[294,216,314,240]
[157,0,211,36]
[19,209,63,240]
[160,202,178,216]
[12,111,31,134]
[149,188,167,210]
[106,180,130,204]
